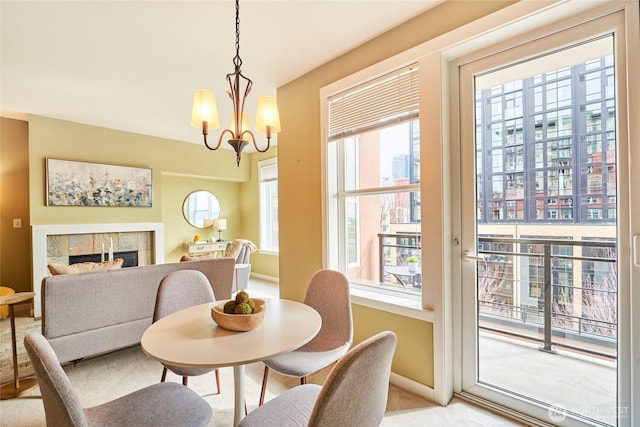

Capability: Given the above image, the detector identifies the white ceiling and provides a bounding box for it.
[1,0,439,148]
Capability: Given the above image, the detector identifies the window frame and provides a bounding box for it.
[323,64,422,301]
[258,158,279,255]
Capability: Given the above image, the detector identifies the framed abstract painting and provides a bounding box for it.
[46,158,152,207]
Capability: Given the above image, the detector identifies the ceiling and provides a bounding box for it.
[1,0,440,148]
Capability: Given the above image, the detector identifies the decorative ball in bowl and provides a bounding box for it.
[211,292,265,332]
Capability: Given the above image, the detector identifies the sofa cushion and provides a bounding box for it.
[48,258,124,275]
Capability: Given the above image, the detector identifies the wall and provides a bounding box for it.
[0,118,31,293]
[161,174,241,263]
[0,114,279,296]
[276,0,517,390]
[28,115,249,226]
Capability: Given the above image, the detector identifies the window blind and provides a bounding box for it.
[328,63,419,142]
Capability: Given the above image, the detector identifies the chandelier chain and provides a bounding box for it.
[233,0,242,69]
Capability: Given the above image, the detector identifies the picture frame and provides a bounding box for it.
[46,158,153,207]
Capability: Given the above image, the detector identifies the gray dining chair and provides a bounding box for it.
[259,269,353,406]
[240,331,397,427]
[24,332,212,427]
[153,270,221,392]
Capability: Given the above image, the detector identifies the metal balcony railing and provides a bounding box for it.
[477,236,617,359]
[377,232,421,290]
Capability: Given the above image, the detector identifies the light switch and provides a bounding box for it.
[12,218,22,228]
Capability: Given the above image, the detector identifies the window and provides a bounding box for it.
[326,64,421,295]
[259,158,278,253]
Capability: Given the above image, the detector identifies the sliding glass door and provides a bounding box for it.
[458,12,632,426]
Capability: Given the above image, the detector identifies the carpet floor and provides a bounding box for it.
[1,315,522,426]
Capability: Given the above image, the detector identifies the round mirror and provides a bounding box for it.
[182,190,221,228]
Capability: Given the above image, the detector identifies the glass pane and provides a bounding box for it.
[344,120,420,191]
[474,36,617,426]
[344,191,421,295]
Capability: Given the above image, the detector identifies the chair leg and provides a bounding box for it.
[300,376,307,385]
[183,376,188,386]
[259,366,270,406]
[215,368,221,395]
[161,367,168,382]
[245,399,248,415]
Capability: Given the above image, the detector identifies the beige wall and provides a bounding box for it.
[277,1,517,388]
[0,118,31,293]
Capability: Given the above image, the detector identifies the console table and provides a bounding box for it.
[188,241,228,257]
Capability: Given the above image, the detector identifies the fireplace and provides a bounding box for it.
[69,250,139,267]
[32,222,164,318]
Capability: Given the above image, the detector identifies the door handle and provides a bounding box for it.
[463,249,484,262]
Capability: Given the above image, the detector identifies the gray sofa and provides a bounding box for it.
[41,257,235,364]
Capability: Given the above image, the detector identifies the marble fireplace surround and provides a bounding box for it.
[32,223,164,318]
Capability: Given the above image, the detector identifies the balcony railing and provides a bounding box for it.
[377,232,421,290]
[477,236,617,359]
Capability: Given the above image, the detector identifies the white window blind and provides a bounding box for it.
[328,63,419,142]
[260,162,277,184]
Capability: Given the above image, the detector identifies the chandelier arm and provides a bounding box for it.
[203,131,223,151]
[242,129,270,153]
[204,129,234,151]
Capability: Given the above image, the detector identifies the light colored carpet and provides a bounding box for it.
[1,284,522,427]
[0,333,522,426]
[0,317,41,384]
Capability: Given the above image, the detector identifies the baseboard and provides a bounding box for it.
[390,372,435,402]
[250,273,279,283]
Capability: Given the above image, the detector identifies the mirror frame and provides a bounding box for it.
[182,190,221,229]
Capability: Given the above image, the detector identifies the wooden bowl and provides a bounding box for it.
[211,298,266,332]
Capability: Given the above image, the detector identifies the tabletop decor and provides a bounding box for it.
[46,158,152,207]
[211,291,265,332]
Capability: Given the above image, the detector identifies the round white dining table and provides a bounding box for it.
[141,298,321,426]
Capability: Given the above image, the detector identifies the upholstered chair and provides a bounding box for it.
[225,239,256,292]
[240,331,397,427]
[153,270,221,392]
[24,332,212,427]
[259,269,353,406]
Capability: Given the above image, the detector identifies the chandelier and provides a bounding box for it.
[190,0,281,166]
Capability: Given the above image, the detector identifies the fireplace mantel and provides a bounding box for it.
[31,222,164,318]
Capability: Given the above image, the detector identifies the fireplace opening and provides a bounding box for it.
[69,250,139,268]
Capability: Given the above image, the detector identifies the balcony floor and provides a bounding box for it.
[479,331,617,425]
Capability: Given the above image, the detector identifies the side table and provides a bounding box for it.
[0,291,38,400]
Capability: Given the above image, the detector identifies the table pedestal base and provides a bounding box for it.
[233,365,246,426]
[0,377,38,400]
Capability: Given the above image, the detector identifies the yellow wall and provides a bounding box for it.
[0,115,279,290]
[28,115,249,226]
[161,174,241,263]
[277,1,516,388]
[0,118,31,293]
[353,305,434,386]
